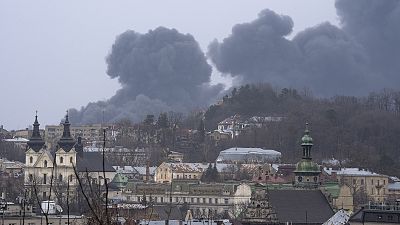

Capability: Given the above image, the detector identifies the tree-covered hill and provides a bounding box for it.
[204,84,400,176]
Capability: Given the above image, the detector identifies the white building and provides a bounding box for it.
[216,147,281,163]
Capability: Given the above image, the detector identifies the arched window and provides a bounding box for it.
[29,157,33,164]
[60,157,63,164]
[44,160,48,168]
[70,157,73,164]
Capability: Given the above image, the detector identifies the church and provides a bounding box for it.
[240,124,334,225]
[24,112,115,204]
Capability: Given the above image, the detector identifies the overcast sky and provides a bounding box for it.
[0,0,337,130]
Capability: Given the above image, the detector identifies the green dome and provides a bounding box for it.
[111,173,128,188]
[295,159,320,173]
[301,123,313,146]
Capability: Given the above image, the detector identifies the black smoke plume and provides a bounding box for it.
[70,27,222,124]
[208,1,400,96]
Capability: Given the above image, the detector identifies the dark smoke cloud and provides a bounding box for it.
[72,1,400,123]
[208,2,400,96]
[335,0,400,87]
[71,27,222,124]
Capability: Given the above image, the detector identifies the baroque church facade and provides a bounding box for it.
[24,112,115,202]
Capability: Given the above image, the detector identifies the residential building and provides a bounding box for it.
[216,115,283,138]
[167,151,184,163]
[388,182,400,202]
[110,180,252,218]
[44,123,114,149]
[322,167,389,211]
[0,158,24,178]
[113,165,157,181]
[155,162,206,183]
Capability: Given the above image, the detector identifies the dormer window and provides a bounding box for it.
[29,157,33,164]
[44,160,48,168]
[70,157,73,164]
[60,157,63,164]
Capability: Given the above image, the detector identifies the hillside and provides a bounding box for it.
[204,84,400,176]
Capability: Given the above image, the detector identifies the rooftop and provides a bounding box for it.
[324,167,386,177]
[220,147,281,155]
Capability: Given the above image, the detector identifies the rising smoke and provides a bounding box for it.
[71,0,400,124]
[208,1,400,96]
[70,27,223,124]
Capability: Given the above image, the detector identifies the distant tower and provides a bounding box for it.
[57,111,76,151]
[294,123,321,189]
[27,111,45,151]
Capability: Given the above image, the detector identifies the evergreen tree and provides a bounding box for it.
[157,113,169,129]
[143,114,155,125]
[197,119,205,143]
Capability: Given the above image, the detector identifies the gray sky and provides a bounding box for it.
[0,0,337,130]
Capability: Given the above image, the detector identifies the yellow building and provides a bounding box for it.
[328,168,389,211]
[155,162,207,183]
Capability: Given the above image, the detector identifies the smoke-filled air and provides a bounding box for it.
[70,0,400,124]
[69,27,223,124]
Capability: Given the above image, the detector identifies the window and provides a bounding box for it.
[384,180,386,185]
[215,198,218,204]
[43,174,47,184]
[160,197,164,203]
[361,179,364,185]
[44,160,48,168]
[30,156,33,164]
[353,179,356,185]
[378,180,380,186]
[69,175,73,182]
[372,179,374,185]
[224,198,229,204]
[59,174,63,182]
[175,197,179,202]
[60,157,63,164]
[189,175,192,179]
[29,174,33,182]
[70,157,73,163]
[43,192,47,198]
[191,198,194,203]
[209,198,212,203]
